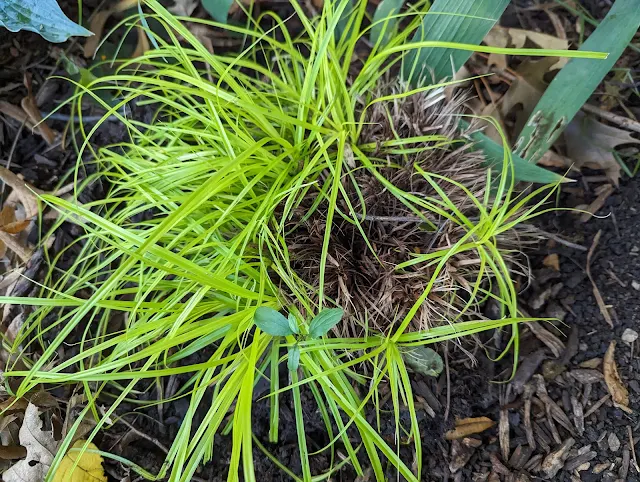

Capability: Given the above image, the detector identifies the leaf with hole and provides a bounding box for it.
[253,307,294,337]
[287,345,300,371]
[0,0,93,43]
[401,346,443,377]
[515,0,639,164]
[308,308,344,339]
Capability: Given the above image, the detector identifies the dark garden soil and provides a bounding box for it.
[1,1,640,481]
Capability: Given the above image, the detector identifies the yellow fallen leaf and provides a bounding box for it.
[53,440,106,482]
[603,341,631,412]
[445,417,495,440]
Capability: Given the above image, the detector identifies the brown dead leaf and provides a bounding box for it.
[484,26,568,71]
[132,25,151,58]
[500,57,561,136]
[0,445,27,460]
[0,101,34,129]
[21,74,56,145]
[603,341,631,411]
[0,168,42,220]
[84,0,139,58]
[565,112,640,186]
[445,417,495,440]
[537,150,574,169]
[543,254,560,271]
[169,0,199,16]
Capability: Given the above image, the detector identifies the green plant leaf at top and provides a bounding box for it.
[514,0,639,164]
[201,0,235,23]
[253,307,294,337]
[308,308,344,339]
[402,0,510,85]
[0,0,93,43]
[402,346,444,377]
[370,0,403,46]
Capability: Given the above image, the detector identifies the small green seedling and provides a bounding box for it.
[253,307,344,370]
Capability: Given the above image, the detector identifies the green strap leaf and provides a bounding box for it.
[254,307,294,336]
[0,0,93,43]
[370,0,403,46]
[515,0,640,163]
[461,123,565,184]
[402,0,510,85]
[308,308,344,339]
[471,131,565,184]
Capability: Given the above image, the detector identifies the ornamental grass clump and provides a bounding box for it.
[1,0,600,480]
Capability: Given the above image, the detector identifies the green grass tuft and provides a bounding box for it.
[0,0,605,480]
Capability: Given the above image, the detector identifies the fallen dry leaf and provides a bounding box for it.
[169,0,199,16]
[564,112,640,186]
[84,0,140,58]
[3,403,57,482]
[21,74,56,146]
[0,445,27,460]
[52,440,106,482]
[484,26,568,71]
[603,341,631,411]
[445,417,495,440]
[543,254,560,271]
[0,101,34,130]
[0,167,42,220]
[499,56,561,136]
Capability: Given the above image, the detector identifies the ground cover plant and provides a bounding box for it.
[0,0,624,480]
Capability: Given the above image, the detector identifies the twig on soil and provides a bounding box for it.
[628,426,640,473]
[521,224,587,252]
[114,415,169,454]
[523,384,536,450]
[586,230,614,327]
[584,394,611,418]
[443,342,451,421]
[581,103,640,134]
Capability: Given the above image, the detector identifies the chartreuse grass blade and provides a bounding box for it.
[515,0,640,163]
[0,0,601,481]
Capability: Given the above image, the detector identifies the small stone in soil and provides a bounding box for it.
[632,280,640,291]
[608,432,621,452]
[621,328,638,344]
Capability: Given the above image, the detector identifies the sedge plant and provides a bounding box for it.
[0,0,606,480]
